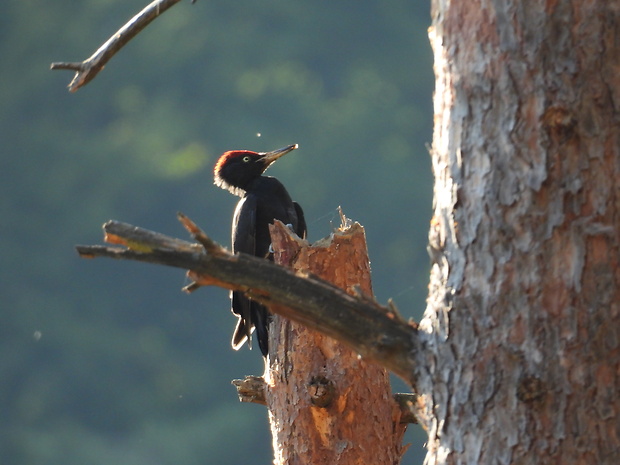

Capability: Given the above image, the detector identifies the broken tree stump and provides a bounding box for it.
[265,220,408,465]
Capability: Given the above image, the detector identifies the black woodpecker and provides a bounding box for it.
[213,144,306,356]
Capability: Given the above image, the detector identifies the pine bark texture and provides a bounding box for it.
[266,224,407,465]
[422,1,620,464]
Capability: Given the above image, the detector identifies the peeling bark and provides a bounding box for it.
[423,0,620,463]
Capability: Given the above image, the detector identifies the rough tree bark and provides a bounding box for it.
[421,0,620,463]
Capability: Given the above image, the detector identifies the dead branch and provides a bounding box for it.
[50,0,191,92]
[76,215,419,385]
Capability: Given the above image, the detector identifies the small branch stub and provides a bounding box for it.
[232,376,267,405]
[177,212,226,256]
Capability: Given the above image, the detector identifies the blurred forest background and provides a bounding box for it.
[2,0,433,463]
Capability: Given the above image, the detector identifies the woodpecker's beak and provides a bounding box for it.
[261,144,298,166]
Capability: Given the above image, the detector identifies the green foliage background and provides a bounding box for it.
[2,0,433,463]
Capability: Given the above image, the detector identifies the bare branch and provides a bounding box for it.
[76,217,420,385]
[51,0,189,92]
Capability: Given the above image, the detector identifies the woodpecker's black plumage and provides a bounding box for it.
[214,144,306,356]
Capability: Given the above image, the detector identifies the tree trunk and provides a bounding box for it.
[422,0,620,463]
[267,222,407,464]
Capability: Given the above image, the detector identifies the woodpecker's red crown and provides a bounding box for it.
[213,144,298,196]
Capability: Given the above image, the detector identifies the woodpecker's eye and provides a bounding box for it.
[243,156,251,163]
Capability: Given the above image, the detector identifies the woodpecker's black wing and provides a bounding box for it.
[230,195,257,351]
[293,202,307,239]
[230,186,306,357]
